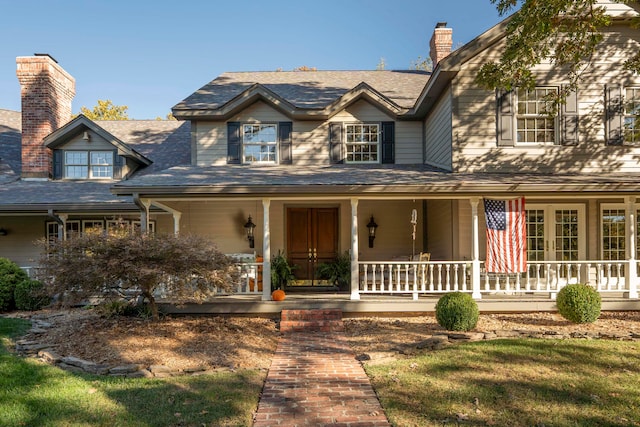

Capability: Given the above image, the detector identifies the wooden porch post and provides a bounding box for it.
[470,198,482,300]
[133,194,150,233]
[262,198,272,301]
[350,198,360,300]
[625,196,638,298]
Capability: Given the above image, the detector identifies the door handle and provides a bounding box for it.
[308,248,312,260]
[313,248,317,261]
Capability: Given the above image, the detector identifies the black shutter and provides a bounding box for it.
[53,150,62,179]
[329,122,343,163]
[497,89,515,146]
[278,121,292,164]
[561,86,579,146]
[605,85,624,145]
[227,122,242,163]
[381,121,395,164]
[113,150,126,179]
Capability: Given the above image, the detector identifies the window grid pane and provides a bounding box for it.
[602,209,626,261]
[64,151,114,179]
[526,210,545,262]
[345,124,379,163]
[243,124,277,164]
[516,88,557,144]
[555,209,579,262]
[625,87,640,144]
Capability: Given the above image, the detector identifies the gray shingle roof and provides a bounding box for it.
[111,164,640,196]
[172,70,431,112]
[0,114,191,209]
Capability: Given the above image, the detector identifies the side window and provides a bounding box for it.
[624,87,640,144]
[516,88,557,144]
[497,86,578,146]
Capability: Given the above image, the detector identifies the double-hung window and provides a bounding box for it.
[243,124,277,164]
[516,87,558,144]
[624,87,640,144]
[345,124,379,163]
[64,150,114,179]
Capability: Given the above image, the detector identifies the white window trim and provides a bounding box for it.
[600,203,640,260]
[515,87,559,146]
[344,122,381,164]
[241,123,278,165]
[624,86,640,144]
[64,150,114,180]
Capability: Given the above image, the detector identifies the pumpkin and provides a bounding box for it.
[271,289,286,301]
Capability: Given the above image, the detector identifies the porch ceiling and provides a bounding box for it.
[110,164,640,199]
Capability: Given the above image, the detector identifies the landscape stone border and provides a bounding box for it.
[13,315,234,378]
[10,312,640,376]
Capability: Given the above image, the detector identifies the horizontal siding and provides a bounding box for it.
[452,24,640,174]
[196,99,424,166]
[425,88,453,170]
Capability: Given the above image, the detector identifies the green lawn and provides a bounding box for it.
[365,338,640,427]
[0,317,264,427]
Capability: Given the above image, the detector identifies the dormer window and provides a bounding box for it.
[243,124,277,164]
[64,150,113,179]
[345,123,380,163]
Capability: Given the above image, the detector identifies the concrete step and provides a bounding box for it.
[280,309,344,333]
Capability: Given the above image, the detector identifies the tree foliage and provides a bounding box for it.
[37,228,238,319]
[79,99,130,120]
[476,0,640,107]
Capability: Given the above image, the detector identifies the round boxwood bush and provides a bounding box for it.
[14,279,50,311]
[556,283,601,324]
[0,258,29,312]
[435,292,479,331]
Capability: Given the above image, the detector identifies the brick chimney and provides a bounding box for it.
[16,54,75,180]
[429,22,453,68]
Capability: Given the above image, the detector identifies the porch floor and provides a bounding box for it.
[159,292,639,316]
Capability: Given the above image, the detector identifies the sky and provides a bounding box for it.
[0,0,505,120]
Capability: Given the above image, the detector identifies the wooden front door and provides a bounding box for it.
[287,207,338,285]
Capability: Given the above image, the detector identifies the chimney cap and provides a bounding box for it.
[34,53,58,63]
[436,22,448,28]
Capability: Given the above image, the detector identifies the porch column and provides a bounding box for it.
[625,196,639,298]
[262,198,272,301]
[133,194,150,233]
[350,198,360,300]
[470,198,482,300]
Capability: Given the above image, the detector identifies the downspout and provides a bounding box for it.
[47,209,67,240]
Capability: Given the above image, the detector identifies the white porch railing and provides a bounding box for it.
[358,260,638,300]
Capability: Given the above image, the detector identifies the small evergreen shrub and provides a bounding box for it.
[97,300,154,319]
[0,258,29,312]
[556,283,601,324]
[14,279,50,311]
[435,292,479,331]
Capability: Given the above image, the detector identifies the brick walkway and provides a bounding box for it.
[253,331,391,427]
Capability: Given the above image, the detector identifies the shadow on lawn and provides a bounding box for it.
[0,318,263,427]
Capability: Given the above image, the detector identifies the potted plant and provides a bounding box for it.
[270,250,295,300]
[316,251,351,291]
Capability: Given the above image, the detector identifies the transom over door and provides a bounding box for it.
[287,207,338,286]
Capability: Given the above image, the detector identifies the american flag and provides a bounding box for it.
[484,197,527,273]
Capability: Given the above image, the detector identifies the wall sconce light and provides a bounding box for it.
[82,131,91,141]
[367,216,378,248]
[244,216,256,249]
[0,228,6,236]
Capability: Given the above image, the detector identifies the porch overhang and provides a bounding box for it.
[110,165,640,199]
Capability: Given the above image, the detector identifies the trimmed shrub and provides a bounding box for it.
[97,301,154,319]
[14,279,50,311]
[0,258,29,312]
[556,283,601,324]
[435,292,479,331]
